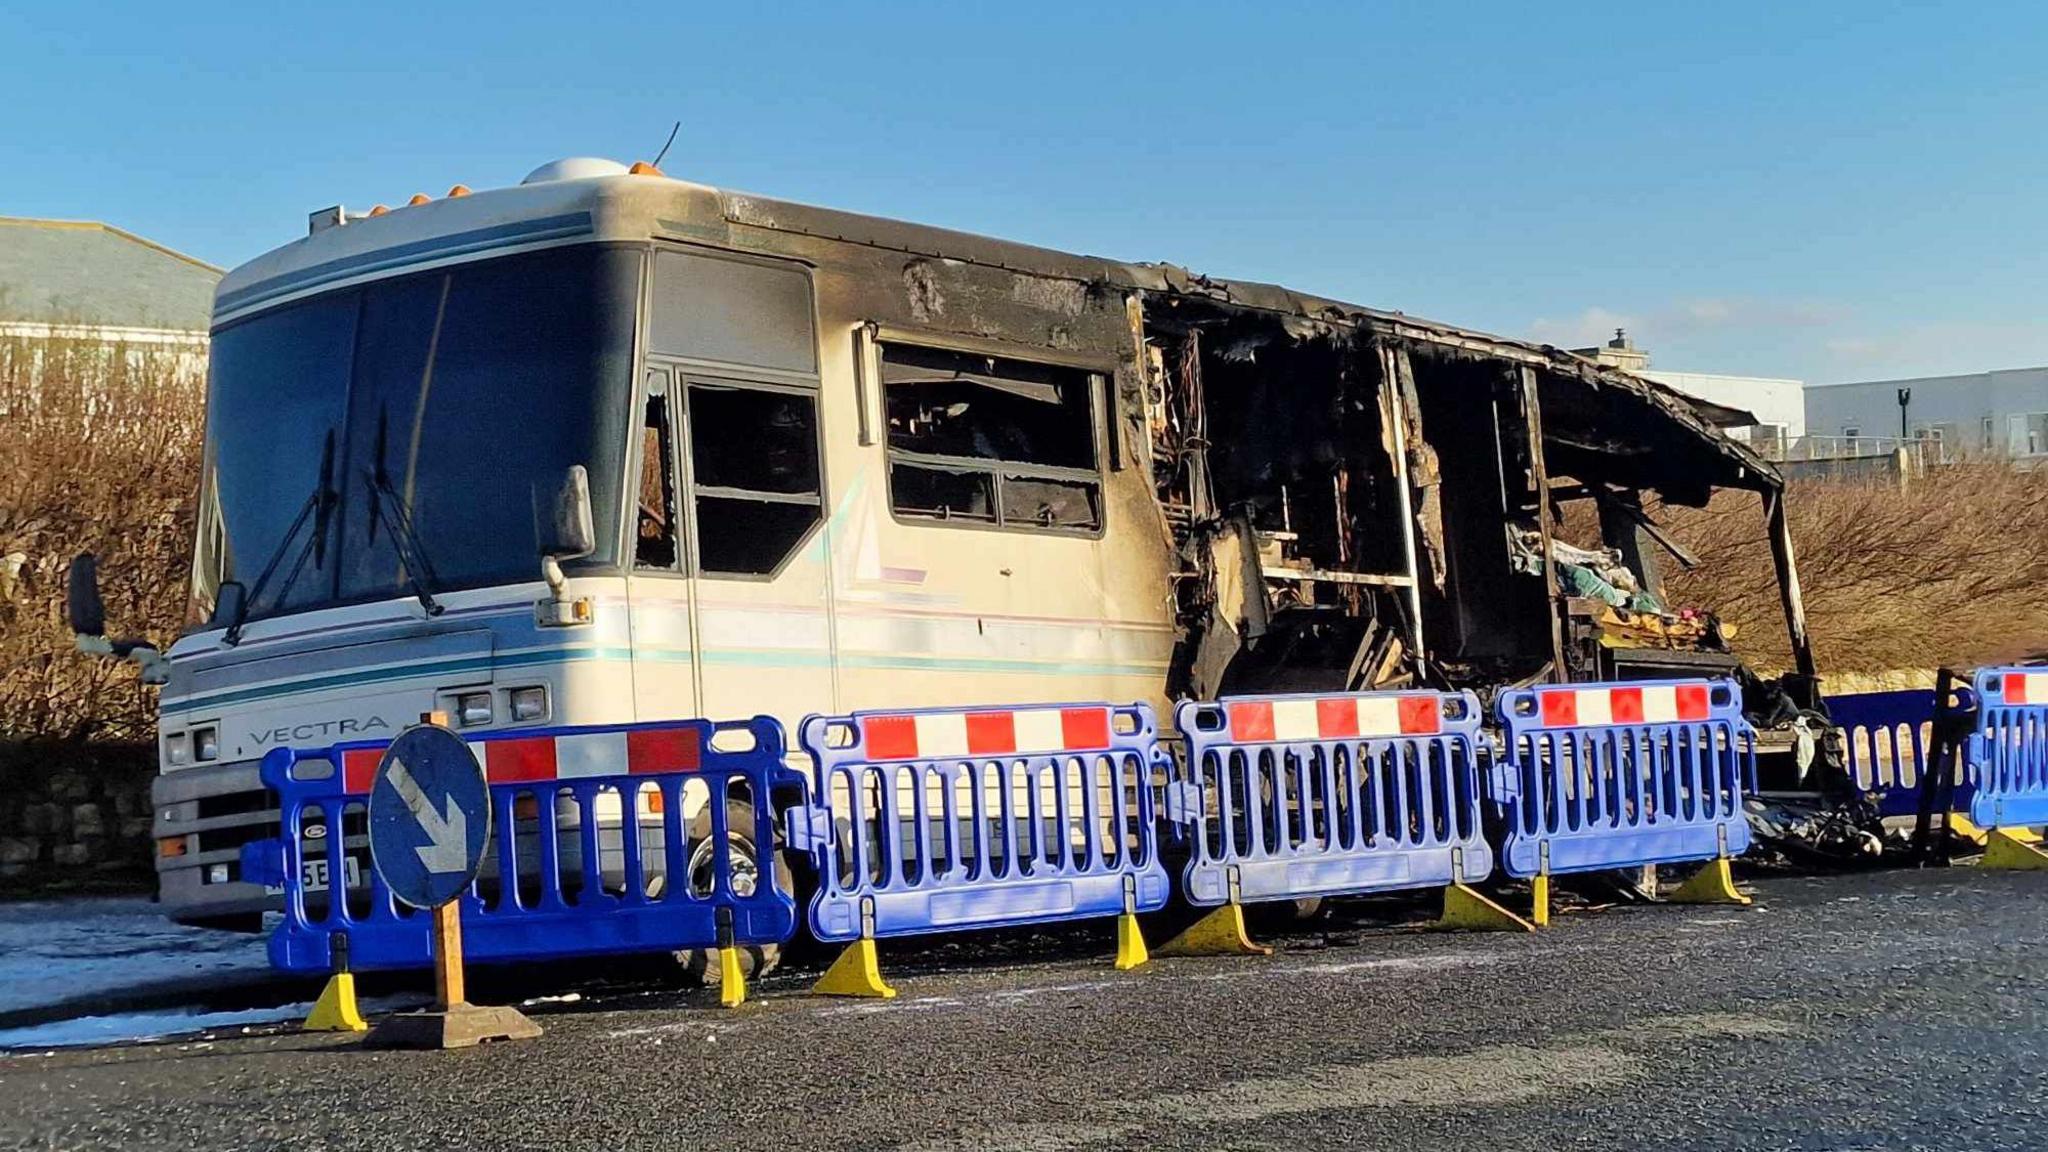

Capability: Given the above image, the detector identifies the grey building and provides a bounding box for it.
[0,216,220,345]
[1805,367,2048,463]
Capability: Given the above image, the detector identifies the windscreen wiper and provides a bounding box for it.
[224,431,337,646]
[364,469,446,618]
[363,416,445,618]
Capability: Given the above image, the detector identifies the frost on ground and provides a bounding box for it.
[0,996,421,1050]
[0,1004,312,1050]
[0,898,270,1017]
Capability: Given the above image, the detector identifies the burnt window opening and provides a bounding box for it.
[892,465,995,525]
[1153,316,1406,577]
[686,383,821,575]
[1406,353,1552,672]
[881,343,1101,532]
[635,381,680,570]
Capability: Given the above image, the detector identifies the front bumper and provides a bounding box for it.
[153,759,282,926]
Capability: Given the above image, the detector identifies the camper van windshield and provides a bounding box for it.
[191,244,638,625]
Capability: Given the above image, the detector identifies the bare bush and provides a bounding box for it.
[1647,464,2048,676]
[0,335,203,741]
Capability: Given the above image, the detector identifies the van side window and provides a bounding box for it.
[686,383,822,575]
[635,379,680,570]
[880,343,1101,532]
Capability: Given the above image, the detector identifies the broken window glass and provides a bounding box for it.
[881,343,1100,532]
[635,386,680,570]
[999,474,1098,530]
[686,383,821,575]
[891,464,997,523]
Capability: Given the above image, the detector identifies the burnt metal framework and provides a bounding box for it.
[1125,264,1814,711]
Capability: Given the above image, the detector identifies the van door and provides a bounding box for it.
[647,247,835,730]
[626,364,702,721]
[677,374,836,727]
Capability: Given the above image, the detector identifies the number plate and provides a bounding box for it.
[300,855,362,892]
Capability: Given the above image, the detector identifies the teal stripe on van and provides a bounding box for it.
[161,646,637,712]
[698,649,1168,678]
[162,646,1168,713]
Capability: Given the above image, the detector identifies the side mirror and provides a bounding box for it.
[66,552,171,684]
[537,465,595,562]
[67,554,106,637]
[534,466,597,626]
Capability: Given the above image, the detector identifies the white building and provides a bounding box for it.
[0,216,221,380]
[1572,331,1805,454]
[1805,366,2048,463]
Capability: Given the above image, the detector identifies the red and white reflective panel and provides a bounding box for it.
[1225,694,1442,743]
[342,726,701,793]
[2003,672,2048,706]
[860,707,1113,761]
[1535,683,1711,729]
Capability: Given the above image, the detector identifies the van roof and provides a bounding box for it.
[215,164,1776,491]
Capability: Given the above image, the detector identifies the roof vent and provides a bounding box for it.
[521,157,632,185]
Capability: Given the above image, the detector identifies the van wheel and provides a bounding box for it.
[676,799,794,986]
[1249,895,1325,931]
[1286,896,1325,920]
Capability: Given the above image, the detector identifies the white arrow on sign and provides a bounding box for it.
[383,755,470,874]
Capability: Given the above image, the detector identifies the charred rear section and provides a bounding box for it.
[1126,268,1823,766]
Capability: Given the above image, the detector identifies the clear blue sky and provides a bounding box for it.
[5,2,2045,384]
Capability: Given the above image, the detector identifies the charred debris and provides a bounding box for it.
[1127,267,1823,747]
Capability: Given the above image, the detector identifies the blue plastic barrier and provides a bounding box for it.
[1493,680,1751,878]
[1829,689,1935,817]
[1168,690,1492,905]
[788,702,1172,942]
[1827,688,1975,818]
[1967,668,2048,830]
[242,717,803,974]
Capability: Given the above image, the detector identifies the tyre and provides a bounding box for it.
[1286,895,1325,920]
[676,798,794,986]
[1248,895,1325,931]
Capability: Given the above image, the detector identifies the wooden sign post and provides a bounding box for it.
[362,712,540,1049]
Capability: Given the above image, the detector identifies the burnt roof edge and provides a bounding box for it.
[1124,262,1783,493]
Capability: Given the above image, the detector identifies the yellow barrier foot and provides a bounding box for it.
[812,938,897,999]
[1434,883,1536,933]
[1981,828,2048,871]
[1952,814,2042,847]
[1154,903,1272,957]
[1114,911,1150,970]
[1666,857,1753,905]
[1531,873,1551,928]
[304,972,368,1033]
[718,944,747,1008]
[1948,812,1989,845]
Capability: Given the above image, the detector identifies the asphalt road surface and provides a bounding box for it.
[4,866,2046,1151]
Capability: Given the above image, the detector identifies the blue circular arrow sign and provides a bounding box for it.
[367,724,491,910]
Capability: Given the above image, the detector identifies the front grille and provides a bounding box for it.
[196,822,280,855]
[197,790,277,820]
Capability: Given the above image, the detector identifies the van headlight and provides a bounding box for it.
[509,686,549,723]
[164,732,191,766]
[455,691,494,728]
[193,726,219,763]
